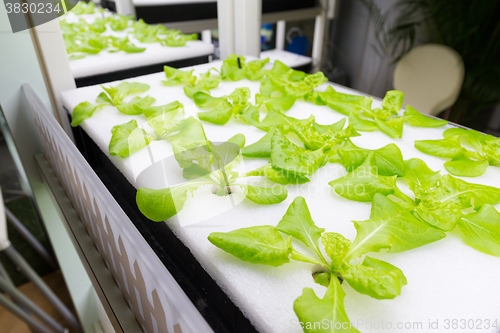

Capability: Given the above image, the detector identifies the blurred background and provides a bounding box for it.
[254,0,500,134]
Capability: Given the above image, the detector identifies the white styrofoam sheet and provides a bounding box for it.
[260,49,312,68]
[59,12,214,79]
[61,60,500,333]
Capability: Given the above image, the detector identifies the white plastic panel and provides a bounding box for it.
[27,84,213,333]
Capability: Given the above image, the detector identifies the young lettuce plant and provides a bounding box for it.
[193,88,298,126]
[415,128,500,177]
[259,61,327,99]
[71,1,102,14]
[329,152,411,203]
[336,139,405,176]
[220,54,270,81]
[167,57,326,126]
[208,197,407,333]
[193,87,256,125]
[107,14,132,31]
[242,114,360,182]
[108,100,185,158]
[163,66,222,98]
[109,36,147,53]
[61,12,196,59]
[71,82,151,126]
[403,159,500,240]
[404,159,500,256]
[306,88,447,138]
[193,91,235,125]
[345,193,446,260]
[60,17,146,59]
[136,134,288,221]
[331,156,500,257]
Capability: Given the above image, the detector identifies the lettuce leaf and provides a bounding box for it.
[458,205,500,256]
[294,276,360,333]
[403,106,448,127]
[329,154,411,203]
[71,102,106,127]
[342,256,407,299]
[346,194,446,259]
[109,120,155,158]
[416,128,500,177]
[271,129,326,177]
[208,226,292,266]
[101,82,150,105]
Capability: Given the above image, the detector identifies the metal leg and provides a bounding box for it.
[5,208,58,269]
[0,260,34,333]
[3,245,82,332]
[0,275,68,333]
[0,260,17,290]
[0,292,54,333]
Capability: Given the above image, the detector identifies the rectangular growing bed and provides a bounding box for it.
[60,60,500,333]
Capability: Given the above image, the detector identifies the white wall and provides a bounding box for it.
[330,0,397,98]
[0,6,51,185]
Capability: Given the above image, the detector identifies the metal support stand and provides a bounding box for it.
[1,184,77,331]
[0,260,33,333]
[3,245,82,332]
[0,274,67,333]
[0,293,54,333]
[5,208,58,269]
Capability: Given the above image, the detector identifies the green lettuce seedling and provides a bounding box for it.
[329,153,413,203]
[209,197,407,332]
[260,61,327,98]
[243,115,360,181]
[71,1,102,15]
[415,128,500,177]
[306,88,448,138]
[194,92,234,125]
[71,82,151,126]
[163,66,222,99]
[136,133,288,221]
[107,102,184,158]
[60,13,197,59]
[109,120,155,158]
[346,193,446,260]
[194,87,300,126]
[220,54,269,81]
[331,155,500,256]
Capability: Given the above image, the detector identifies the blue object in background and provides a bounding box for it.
[286,27,311,56]
[287,35,310,56]
[261,23,274,51]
